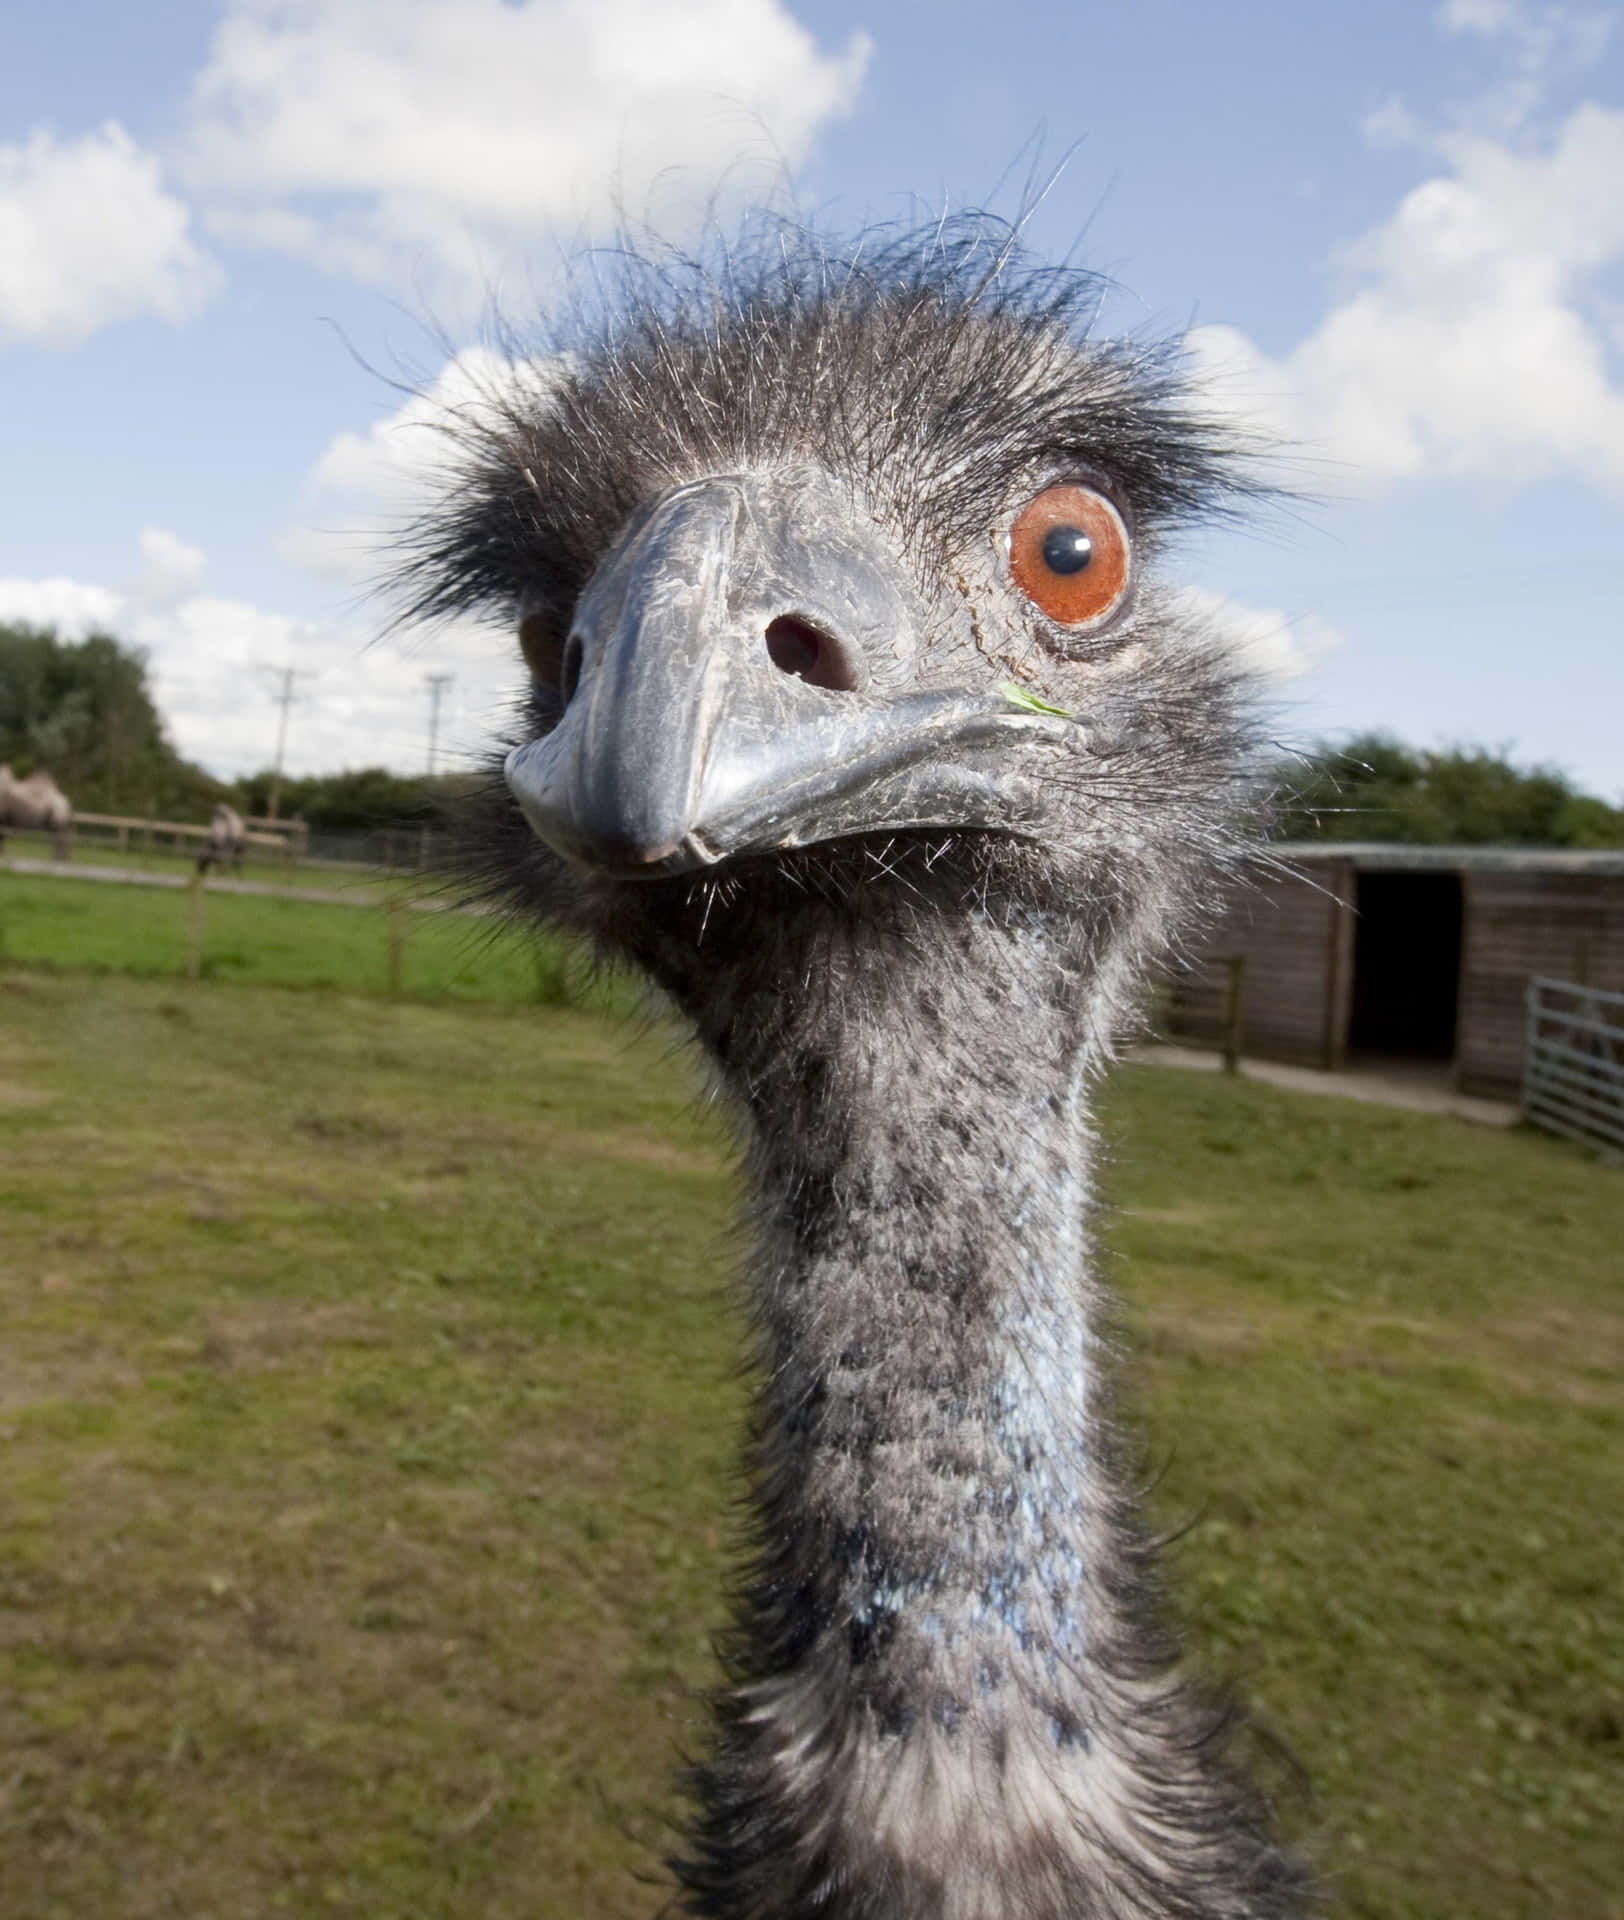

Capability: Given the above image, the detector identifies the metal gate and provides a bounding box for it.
[1523,977,1624,1155]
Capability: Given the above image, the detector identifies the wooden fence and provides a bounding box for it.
[1523,977,1624,1155]
[1158,952,1249,1071]
[0,857,486,997]
[69,812,308,860]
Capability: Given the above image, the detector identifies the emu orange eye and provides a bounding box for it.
[1007,485,1131,629]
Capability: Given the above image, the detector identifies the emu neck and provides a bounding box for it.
[742,917,1106,1719]
[675,903,1303,1918]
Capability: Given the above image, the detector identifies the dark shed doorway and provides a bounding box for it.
[1349,871,1464,1060]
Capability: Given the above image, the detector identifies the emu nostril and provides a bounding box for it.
[560,633,584,706]
[764,615,858,692]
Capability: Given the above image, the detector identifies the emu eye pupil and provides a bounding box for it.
[1041,526,1093,575]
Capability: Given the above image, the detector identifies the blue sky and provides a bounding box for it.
[2,0,1620,795]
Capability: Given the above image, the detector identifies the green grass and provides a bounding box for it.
[1103,1073,1622,1917]
[0,869,628,1011]
[0,970,1619,1919]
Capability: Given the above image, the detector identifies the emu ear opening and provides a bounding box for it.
[1007,485,1132,634]
[518,600,576,705]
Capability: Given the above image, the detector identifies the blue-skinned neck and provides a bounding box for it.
[720,906,1115,1735]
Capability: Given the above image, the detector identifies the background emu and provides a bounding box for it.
[0,764,72,861]
[402,219,1312,1919]
[196,802,247,877]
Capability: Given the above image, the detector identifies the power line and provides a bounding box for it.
[259,664,317,820]
[425,673,455,777]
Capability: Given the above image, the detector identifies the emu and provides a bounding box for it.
[0,764,72,861]
[196,802,247,877]
[402,220,1313,1919]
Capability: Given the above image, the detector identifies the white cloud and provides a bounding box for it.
[283,346,538,584]
[123,528,209,612]
[1438,0,1615,134]
[1362,93,1427,149]
[282,353,553,766]
[182,0,870,307]
[1173,587,1344,684]
[1190,100,1624,494]
[129,594,461,777]
[0,575,124,636]
[1434,0,1609,45]
[0,123,221,347]
[0,532,516,779]
[1442,0,1519,29]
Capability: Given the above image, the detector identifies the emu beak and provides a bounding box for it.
[504,470,1074,876]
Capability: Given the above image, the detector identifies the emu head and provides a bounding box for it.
[403,222,1261,1009]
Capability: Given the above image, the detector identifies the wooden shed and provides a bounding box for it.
[1167,844,1624,1101]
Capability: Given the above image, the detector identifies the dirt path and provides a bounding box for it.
[1132,1042,1519,1127]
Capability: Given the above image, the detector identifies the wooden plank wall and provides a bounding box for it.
[1166,862,1352,1066]
[1458,874,1624,1099]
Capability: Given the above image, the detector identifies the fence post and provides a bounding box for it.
[1222,954,1247,1074]
[534,939,571,1007]
[388,897,405,997]
[185,872,205,982]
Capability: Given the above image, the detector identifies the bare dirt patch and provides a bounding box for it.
[1135,1303,1277,1358]
[197,1301,387,1372]
[587,1128,726,1178]
[0,1343,144,1419]
[0,1082,51,1108]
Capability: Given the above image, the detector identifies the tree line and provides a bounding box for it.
[1269,732,1624,848]
[0,622,222,819]
[3,618,1619,846]
[0,622,474,832]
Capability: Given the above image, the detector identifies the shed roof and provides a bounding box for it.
[1267,842,1624,877]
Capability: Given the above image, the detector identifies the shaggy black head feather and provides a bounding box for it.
[397,213,1314,1918]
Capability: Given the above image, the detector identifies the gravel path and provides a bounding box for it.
[1132,1042,1519,1127]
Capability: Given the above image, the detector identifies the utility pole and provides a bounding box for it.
[425,673,454,777]
[261,665,316,820]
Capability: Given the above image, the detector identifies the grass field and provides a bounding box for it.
[0,868,630,1013]
[0,967,1620,1920]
